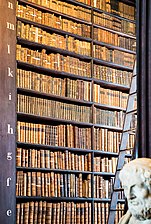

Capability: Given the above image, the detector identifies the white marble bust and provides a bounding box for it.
[118,158,151,224]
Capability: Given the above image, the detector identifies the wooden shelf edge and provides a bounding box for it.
[17,112,93,127]
[17,37,92,61]
[17,142,93,152]
[17,87,93,106]
[16,166,92,174]
[17,61,92,81]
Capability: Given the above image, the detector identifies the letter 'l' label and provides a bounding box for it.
[7,45,10,54]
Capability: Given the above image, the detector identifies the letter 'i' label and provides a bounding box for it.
[7,45,10,54]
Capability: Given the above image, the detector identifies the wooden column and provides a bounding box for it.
[0,0,16,223]
[137,0,151,158]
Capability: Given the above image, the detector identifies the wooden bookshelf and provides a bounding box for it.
[0,0,136,223]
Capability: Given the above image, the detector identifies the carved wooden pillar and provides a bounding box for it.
[137,0,151,158]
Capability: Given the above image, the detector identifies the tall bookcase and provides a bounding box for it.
[0,0,136,223]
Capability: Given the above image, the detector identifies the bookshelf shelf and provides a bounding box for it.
[93,40,136,54]
[93,79,130,93]
[93,124,123,132]
[17,61,93,81]
[17,38,92,61]
[17,112,94,127]
[93,150,119,157]
[94,103,126,112]
[16,196,93,202]
[16,167,92,174]
[17,88,93,106]
[93,23,136,39]
[17,0,92,25]
[17,17,92,42]
[93,58,133,71]
[93,172,115,177]
[17,142,93,153]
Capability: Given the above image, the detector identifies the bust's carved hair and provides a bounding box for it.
[119,158,151,189]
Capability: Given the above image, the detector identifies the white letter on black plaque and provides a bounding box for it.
[8,67,13,77]
[7,124,13,134]
[6,210,12,217]
[6,177,11,187]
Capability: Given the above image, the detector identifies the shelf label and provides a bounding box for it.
[9,93,12,101]
[7,22,14,31]
[8,2,13,9]
[6,177,11,187]
[7,152,12,160]
[6,210,12,217]
[7,124,14,135]
[8,67,13,77]
[7,44,10,54]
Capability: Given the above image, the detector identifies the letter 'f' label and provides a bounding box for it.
[6,177,11,187]
[8,67,13,77]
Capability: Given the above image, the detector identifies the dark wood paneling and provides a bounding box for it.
[137,0,151,158]
[0,0,16,223]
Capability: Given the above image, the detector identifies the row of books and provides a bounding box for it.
[17,68,91,101]
[93,84,128,107]
[17,63,132,90]
[94,176,114,199]
[17,2,135,40]
[94,11,135,35]
[25,0,91,22]
[94,27,136,51]
[94,128,135,152]
[94,156,117,173]
[94,108,124,127]
[17,21,91,56]
[93,0,135,20]
[93,45,135,68]
[93,64,132,86]
[17,0,135,22]
[17,4,91,38]
[16,171,91,197]
[17,68,129,106]
[93,64,132,85]
[16,201,92,224]
[94,202,124,224]
[17,94,91,123]
[17,122,92,149]
[16,148,91,171]
[16,45,91,77]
